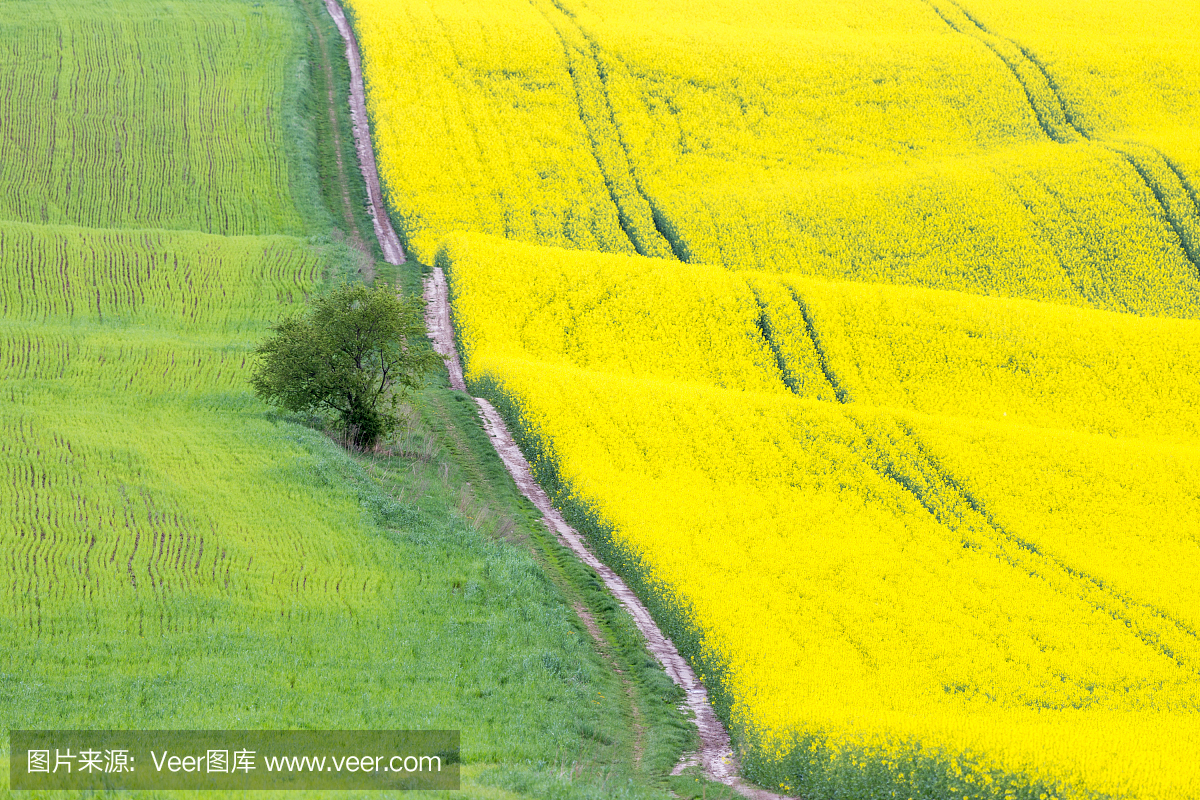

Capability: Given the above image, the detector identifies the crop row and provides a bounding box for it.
[0,0,309,236]
[0,221,324,331]
[0,317,402,640]
[0,229,379,656]
[0,398,403,638]
[1,326,257,402]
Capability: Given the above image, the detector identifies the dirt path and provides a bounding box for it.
[467,389,783,799]
[321,0,405,266]
[422,268,466,392]
[323,3,785,796]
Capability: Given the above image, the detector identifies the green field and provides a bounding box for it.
[0,2,706,798]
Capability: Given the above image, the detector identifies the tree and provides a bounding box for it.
[250,282,439,449]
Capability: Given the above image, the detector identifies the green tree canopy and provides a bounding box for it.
[251,282,439,448]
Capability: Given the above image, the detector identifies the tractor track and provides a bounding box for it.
[320,1,786,796]
[751,281,1200,675]
[922,0,1200,277]
[530,0,688,262]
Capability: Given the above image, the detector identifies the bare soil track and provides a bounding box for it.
[322,1,787,795]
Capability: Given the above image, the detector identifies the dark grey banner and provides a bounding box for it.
[9,730,459,790]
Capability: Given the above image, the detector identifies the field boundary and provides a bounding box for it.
[320,1,782,796]
[426,266,785,800]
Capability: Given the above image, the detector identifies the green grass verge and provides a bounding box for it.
[292,0,381,254]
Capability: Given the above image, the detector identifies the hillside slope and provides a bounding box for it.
[442,232,1200,800]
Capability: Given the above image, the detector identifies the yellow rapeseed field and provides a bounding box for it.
[349,0,1200,794]
[351,0,1200,314]
[441,232,1200,799]
[954,0,1200,179]
[344,0,635,262]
